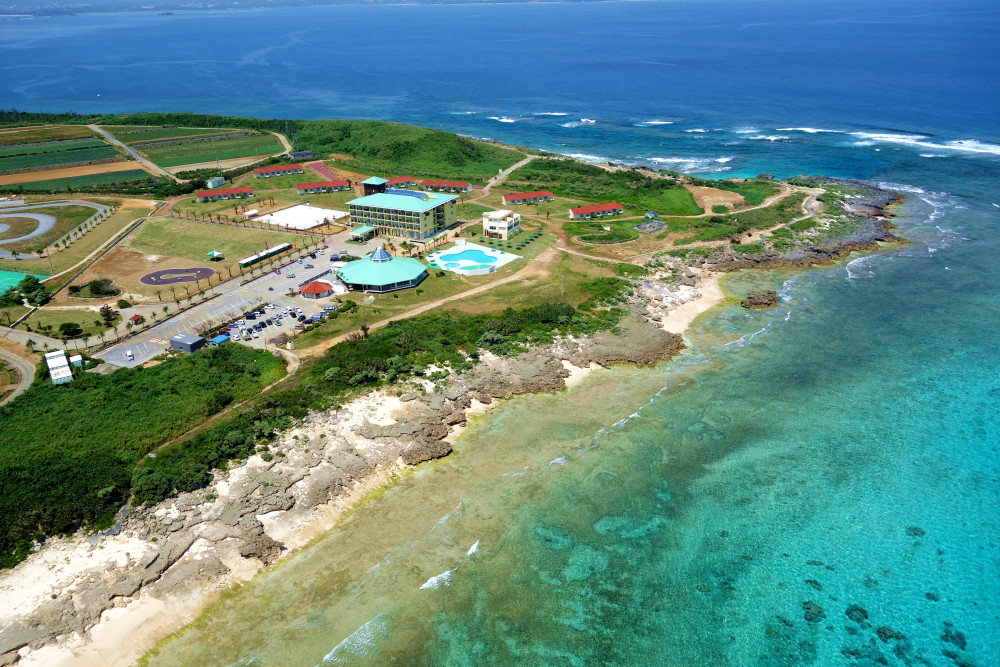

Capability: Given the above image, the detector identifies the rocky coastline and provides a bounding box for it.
[0,312,683,666]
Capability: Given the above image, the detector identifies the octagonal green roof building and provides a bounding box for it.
[335,247,427,293]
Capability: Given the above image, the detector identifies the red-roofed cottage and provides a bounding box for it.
[419,179,470,193]
[253,164,304,178]
[386,176,417,188]
[195,186,253,203]
[502,190,555,205]
[297,180,350,194]
[569,202,624,219]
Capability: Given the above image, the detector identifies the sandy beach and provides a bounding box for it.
[0,272,725,667]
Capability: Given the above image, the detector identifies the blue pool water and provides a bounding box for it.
[437,248,496,264]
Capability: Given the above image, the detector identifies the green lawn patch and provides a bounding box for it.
[456,202,494,220]
[123,216,303,264]
[0,345,287,567]
[690,178,779,206]
[507,158,703,216]
[0,204,95,252]
[790,218,818,232]
[0,138,106,159]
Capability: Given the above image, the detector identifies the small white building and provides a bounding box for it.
[481,209,522,241]
[205,176,226,189]
[44,351,73,385]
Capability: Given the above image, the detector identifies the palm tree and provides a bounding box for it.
[154,289,162,302]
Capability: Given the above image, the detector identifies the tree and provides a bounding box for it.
[99,305,116,324]
[59,322,83,338]
[154,290,162,302]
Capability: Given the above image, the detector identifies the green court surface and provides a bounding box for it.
[0,270,45,292]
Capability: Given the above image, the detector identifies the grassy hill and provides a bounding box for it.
[507,158,703,216]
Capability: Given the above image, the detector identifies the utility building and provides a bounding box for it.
[44,351,73,385]
[169,333,206,354]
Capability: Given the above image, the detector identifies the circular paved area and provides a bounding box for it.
[140,267,215,286]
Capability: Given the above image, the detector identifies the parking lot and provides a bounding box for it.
[99,249,350,366]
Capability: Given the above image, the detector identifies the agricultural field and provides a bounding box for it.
[138,134,283,168]
[5,169,154,191]
[0,145,120,173]
[0,137,105,158]
[0,125,95,146]
[101,126,246,143]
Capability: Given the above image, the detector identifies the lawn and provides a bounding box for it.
[246,172,323,191]
[456,202,495,220]
[0,125,96,146]
[141,134,283,168]
[506,158,704,216]
[0,205,96,253]
[0,146,120,173]
[22,307,122,341]
[307,120,524,181]
[0,217,37,241]
[10,169,154,192]
[0,204,151,277]
[122,216,304,265]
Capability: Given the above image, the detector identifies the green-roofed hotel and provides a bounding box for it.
[348,184,458,240]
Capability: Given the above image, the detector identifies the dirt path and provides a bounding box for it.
[298,245,558,358]
[145,347,300,456]
[89,125,176,182]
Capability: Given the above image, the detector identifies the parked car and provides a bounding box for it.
[125,350,134,360]
[305,264,314,269]
[276,268,282,274]
[266,303,275,310]
[247,313,256,320]
[236,319,245,326]
[297,314,306,322]
[322,305,338,311]
[297,259,303,264]
[252,331,260,339]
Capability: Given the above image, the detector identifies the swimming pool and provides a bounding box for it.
[438,248,496,264]
[427,242,520,276]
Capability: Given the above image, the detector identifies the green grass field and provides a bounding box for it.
[123,216,304,264]
[10,169,154,192]
[0,204,152,277]
[246,172,319,191]
[0,146,120,173]
[456,202,495,220]
[0,217,37,241]
[506,159,703,216]
[0,125,95,146]
[0,138,106,158]
[0,205,96,252]
[141,134,283,168]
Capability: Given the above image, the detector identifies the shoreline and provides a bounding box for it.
[0,279,716,667]
[0,171,907,666]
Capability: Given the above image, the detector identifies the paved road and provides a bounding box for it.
[482,155,534,195]
[96,244,366,367]
[0,200,107,258]
[0,346,34,406]
[89,124,176,181]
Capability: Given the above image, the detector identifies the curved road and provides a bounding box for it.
[0,200,107,258]
[0,347,34,407]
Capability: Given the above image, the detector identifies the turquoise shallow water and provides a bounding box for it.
[143,187,1000,665]
[21,1,993,663]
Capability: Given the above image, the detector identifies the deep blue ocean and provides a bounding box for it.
[3,2,999,665]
